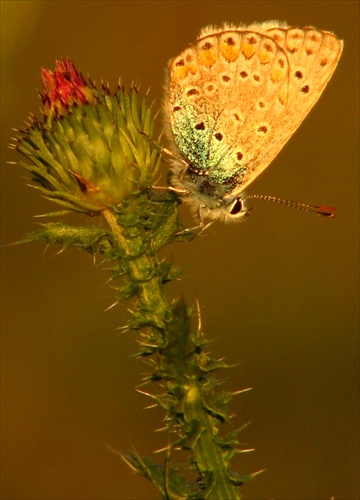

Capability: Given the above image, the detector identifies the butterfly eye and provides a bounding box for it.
[223,197,248,221]
[228,198,244,216]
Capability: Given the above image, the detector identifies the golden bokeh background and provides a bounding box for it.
[1,1,358,499]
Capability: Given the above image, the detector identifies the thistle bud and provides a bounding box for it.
[14,59,161,214]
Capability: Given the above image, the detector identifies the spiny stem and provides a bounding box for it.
[102,203,189,349]
[103,207,243,499]
[183,383,241,499]
[103,207,170,326]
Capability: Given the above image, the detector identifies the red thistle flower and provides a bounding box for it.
[40,59,97,119]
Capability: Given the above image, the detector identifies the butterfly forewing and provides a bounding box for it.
[237,25,343,191]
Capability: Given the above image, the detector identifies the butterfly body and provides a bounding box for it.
[164,22,343,221]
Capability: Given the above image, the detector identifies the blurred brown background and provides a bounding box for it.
[1,1,359,499]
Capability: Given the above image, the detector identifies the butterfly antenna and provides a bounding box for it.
[247,194,336,218]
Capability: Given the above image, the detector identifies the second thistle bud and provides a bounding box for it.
[15,59,161,214]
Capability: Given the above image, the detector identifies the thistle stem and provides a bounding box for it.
[102,207,170,327]
[184,383,241,499]
[103,206,242,499]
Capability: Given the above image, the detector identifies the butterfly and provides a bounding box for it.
[163,22,343,222]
